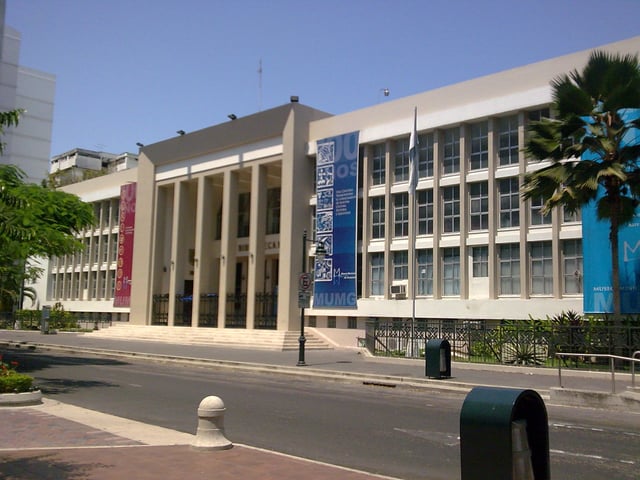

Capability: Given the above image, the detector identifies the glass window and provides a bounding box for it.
[371,143,386,185]
[498,115,519,166]
[442,247,460,296]
[111,234,118,262]
[370,252,385,296]
[100,271,107,299]
[418,133,434,178]
[530,196,551,226]
[528,108,550,122]
[102,234,109,262]
[394,137,410,183]
[417,249,433,295]
[530,241,553,295]
[417,189,433,235]
[469,182,489,231]
[109,270,116,298]
[91,271,99,299]
[371,196,385,239]
[393,193,409,237]
[92,237,100,263]
[562,239,583,294]
[442,186,460,233]
[237,192,251,237]
[443,128,460,174]
[393,251,408,281]
[470,121,488,170]
[499,243,520,295]
[563,207,581,223]
[499,177,520,228]
[112,199,120,224]
[472,246,489,277]
[266,188,281,234]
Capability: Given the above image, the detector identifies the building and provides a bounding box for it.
[0,0,56,184]
[42,36,640,331]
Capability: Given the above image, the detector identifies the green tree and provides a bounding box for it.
[0,110,95,311]
[522,51,640,318]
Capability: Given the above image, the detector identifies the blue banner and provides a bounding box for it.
[313,131,359,308]
[582,108,640,313]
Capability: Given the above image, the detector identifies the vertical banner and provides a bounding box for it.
[113,182,137,307]
[313,131,359,308]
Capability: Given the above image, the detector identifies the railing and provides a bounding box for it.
[198,294,219,327]
[556,351,640,393]
[255,293,277,329]
[225,293,247,328]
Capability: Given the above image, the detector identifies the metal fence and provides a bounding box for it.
[0,311,113,331]
[366,318,640,368]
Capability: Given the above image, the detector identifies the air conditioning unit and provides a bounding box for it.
[390,284,407,299]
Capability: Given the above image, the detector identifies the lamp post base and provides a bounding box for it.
[297,335,306,366]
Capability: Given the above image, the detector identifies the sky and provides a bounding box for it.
[6,0,640,157]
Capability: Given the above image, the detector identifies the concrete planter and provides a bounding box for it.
[0,389,43,406]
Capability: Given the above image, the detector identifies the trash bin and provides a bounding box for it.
[41,305,51,335]
[460,386,550,480]
[425,339,451,378]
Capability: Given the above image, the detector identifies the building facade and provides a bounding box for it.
[41,36,640,331]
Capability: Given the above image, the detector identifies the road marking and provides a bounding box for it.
[550,449,636,466]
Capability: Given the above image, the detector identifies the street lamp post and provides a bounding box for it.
[298,229,325,367]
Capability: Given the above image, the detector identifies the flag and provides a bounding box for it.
[408,107,418,196]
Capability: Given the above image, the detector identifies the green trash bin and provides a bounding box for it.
[460,386,550,480]
[425,339,451,379]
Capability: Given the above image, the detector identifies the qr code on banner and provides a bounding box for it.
[317,141,334,165]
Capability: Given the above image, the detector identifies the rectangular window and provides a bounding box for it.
[394,137,410,183]
[371,196,385,239]
[472,246,489,277]
[562,239,583,294]
[92,237,100,263]
[417,189,433,235]
[237,192,251,237]
[91,271,99,299]
[50,274,58,300]
[530,241,553,295]
[499,243,520,295]
[442,186,460,233]
[528,108,550,123]
[416,249,433,295]
[370,252,385,296]
[393,193,409,237]
[112,199,120,224]
[266,187,281,235]
[393,251,408,281]
[563,207,581,223]
[111,234,118,262]
[109,270,116,298]
[530,196,551,225]
[443,128,460,174]
[470,121,488,170]
[498,115,519,166]
[100,271,107,299]
[371,143,386,185]
[102,234,109,263]
[469,182,489,231]
[442,247,460,296]
[499,177,520,228]
[418,133,434,178]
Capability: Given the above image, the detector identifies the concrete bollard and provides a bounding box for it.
[192,395,233,450]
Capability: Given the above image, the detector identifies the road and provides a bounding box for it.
[6,348,640,480]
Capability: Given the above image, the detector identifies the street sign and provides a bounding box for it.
[299,272,312,293]
[298,292,311,308]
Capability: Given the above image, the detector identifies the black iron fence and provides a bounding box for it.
[366,318,640,368]
[255,293,277,329]
[151,294,169,325]
[225,293,247,328]
[198,294,219,327]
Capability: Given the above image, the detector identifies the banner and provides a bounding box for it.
[113,182,136,307]
[313,131,359,308]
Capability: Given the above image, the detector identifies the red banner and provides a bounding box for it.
[113,183,136,307]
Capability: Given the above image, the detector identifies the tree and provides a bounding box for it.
[522,51,640,319]
[0,110,95,311]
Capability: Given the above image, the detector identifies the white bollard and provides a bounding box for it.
[192,395,233,450]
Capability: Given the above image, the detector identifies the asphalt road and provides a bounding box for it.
[6,348,640,480]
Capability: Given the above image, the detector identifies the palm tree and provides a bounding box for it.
[522,50,640,319]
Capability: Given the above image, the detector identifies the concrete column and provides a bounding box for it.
[218,170,238,328]
[246,164,267,329]
[168,180,187,326]
[192,176,213,328]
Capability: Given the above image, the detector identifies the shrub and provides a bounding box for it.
[0,356,35,393]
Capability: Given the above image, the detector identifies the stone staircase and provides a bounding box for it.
[85,324,332,351]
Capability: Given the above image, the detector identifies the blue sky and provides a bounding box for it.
[7,0,640,156]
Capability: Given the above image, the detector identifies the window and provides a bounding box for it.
[499,177,520,228]
[442,186,460,233]
[91,271,99,299]
[393,251,408,281]
[370,253,385,296]
[100,271,107,299]
[112,199,120,224]
[394,138,410,182]
[499,243,520,295]
[102,234,109,263]
[563,239,583,294]
[266,188,281,234]
[528,108,550,123]
[469,182,489,230]
[530,196,551,225]
[393,193,409,237]
[498,115,519,166]
[418,133,434,178]
[109,270,116,298]
[443,128,460,174]
[417,189,433,235]
[416,249,433,295]
[470,121,488,170]
[472,246,489,277]
[111,234,118,262]
[530,241,553,295]
[371,143,386,185]
[442,247,460,296]
[371,196,385,239]
[563,207,581,223]
[237,192,251,237]
[92,237,100,263]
